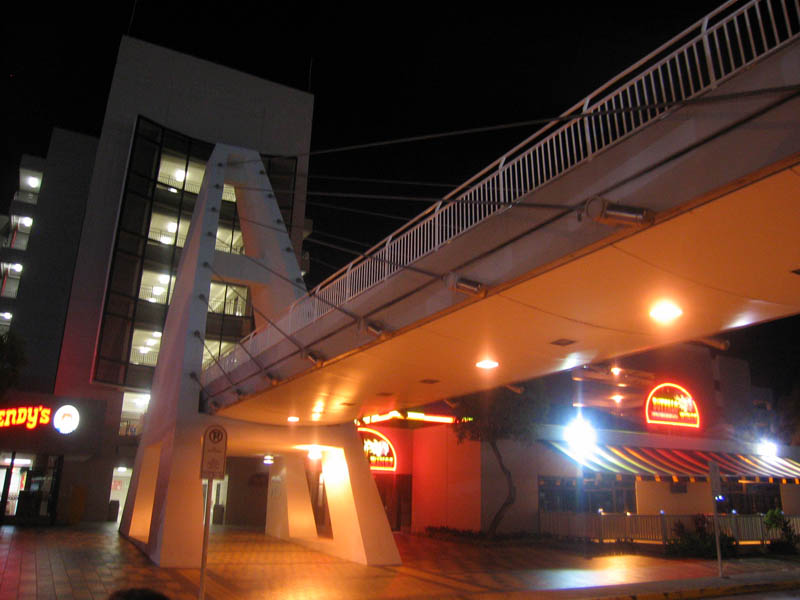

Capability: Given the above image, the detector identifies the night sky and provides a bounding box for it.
[2,2,797,396]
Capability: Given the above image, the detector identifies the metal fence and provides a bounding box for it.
[203,0,800,385]
[538,511,797,544]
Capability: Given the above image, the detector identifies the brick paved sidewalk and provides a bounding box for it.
[2,524,800,599]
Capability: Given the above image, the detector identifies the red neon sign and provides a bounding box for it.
[0,405,52,430]
[645,383,700,429]
[357,427,397,472]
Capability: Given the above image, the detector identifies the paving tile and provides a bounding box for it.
[0,523,799,600]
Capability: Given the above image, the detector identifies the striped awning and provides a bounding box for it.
[547,441,800,481]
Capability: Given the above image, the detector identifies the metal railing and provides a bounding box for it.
[203,0,800,384]
[147,226,244,254]
[12,191,38,205]
[157,174,237,202]
[538,511,794,544]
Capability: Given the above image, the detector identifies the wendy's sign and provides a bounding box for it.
[645,383,700,429]
[357,427,397,472]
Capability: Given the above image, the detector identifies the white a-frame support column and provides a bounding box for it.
[120,145,400,567]
[119,144,401,567]
[119,145,230,567]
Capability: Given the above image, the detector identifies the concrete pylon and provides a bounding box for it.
[119,145,303,567]
[119,144,401,567]
[265,424,401,565]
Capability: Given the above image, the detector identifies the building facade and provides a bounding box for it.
[0,36,313,526]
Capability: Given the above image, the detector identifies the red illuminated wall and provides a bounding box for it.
[411,424,481,532]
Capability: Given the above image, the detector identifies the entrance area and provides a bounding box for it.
[0,452,61,524]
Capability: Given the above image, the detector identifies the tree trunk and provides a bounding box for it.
[487,439,515,538]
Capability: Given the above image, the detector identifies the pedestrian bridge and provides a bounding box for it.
[203,0,800,427]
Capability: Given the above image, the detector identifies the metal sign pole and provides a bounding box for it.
[198,425,227,600]
[199,479,213,600]
[709,461,723,578]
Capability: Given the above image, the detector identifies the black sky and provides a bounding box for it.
[2,2,797,395]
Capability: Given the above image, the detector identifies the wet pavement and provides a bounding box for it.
[2,523,800,599]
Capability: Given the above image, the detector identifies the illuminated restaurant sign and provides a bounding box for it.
[645,383,700,428]
[357,427,397,472]
[0,403,79,435]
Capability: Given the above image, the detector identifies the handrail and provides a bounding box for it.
[203,0,799,385]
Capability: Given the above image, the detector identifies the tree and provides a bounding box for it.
[0,331,26,399]
[452,381,548,537]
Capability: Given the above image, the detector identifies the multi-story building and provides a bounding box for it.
[0,36,313,525]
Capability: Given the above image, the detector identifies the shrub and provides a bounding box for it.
[666,514,737,558]
[764,508,798,554]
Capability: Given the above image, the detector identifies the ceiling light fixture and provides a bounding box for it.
[26,176,40,188]
[174,169,186,182]
[454,278,483,295]
[287,416,299,423]
[158,274,170,284]
[610,366,622,376]
[476,359,499,370]
[649,300,683,324]
[19,217,33,228]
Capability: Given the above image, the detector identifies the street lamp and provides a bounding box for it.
[756,440,778,458]
[564,416,597,459]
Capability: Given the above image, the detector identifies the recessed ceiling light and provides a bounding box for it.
[649,300,683,324]
[0,312,11,320]
[26,176,40,188]
[160,235,173,244]
[19,217,33,228]
[476,359,499,370]
[153,331,162,338]
[166,222,178,233]
[168,187,178,194]
[287,416,299,423]
[152,286,165,296]
[139,347,150,354]
[145,339,157,346]
[158,274,170,284]
[610,366,622,376]
[174,169,186,182]
[611,394,623,403]
[550,338,577,346]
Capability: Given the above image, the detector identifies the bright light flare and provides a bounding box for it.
[757,440,777,457]
[564,416,597,458]
[476,359,499,370]
[649,300,683,324]
[26,176,40,188]
[307,445,322,460]
[287,416,299,423]
[611,394,623,404]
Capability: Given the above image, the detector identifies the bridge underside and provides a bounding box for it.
[219,154,800,426]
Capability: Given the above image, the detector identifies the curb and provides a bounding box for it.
[596,578,800,600]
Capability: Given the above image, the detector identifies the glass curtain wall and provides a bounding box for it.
[94,116,297,389]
